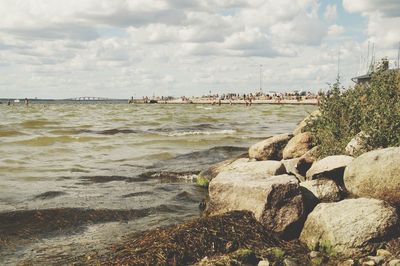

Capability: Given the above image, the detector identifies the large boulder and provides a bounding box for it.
[282,132,314,159]
[300,198,399,257]
[344,147,400,206]
[249,133,293,161]
[196,155,248,187]
[306,155,353,183]
[293,110,320,135]
[207,173,309,239]
[300,179,343,203]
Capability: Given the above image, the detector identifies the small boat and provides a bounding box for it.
[14,99,20,103]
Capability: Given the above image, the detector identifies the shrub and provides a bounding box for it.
[307,59,400,158]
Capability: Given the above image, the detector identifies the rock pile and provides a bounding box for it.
[198,112,400,263]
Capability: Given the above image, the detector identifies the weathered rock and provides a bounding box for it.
[344,147,400,206]
[282,132,314,160]
[249,133,293,161]
[196,156,248,187]
[300,198,399,257]
[300,179,342,203]
[345,131,369,156]
[306,155,353,182]
[207,173,308,239]
[296,146,319,176]
[282,158,305,181]
[212,160,287,180]
[293,110,321,135]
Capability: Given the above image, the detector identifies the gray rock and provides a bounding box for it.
[344,147,400,206]
[300,179,342,202]
[249,133,293,161]
[296,146,319,176]
[345,131,369,156]
[306,155,353,181]
[213,160,287,180]
[196,157,244,187]
[282,132,314,159]
[282,158,305,181]
[299,198,399,257]
[207,173,308,239]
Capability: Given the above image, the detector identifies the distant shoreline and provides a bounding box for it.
[0,98,318,105]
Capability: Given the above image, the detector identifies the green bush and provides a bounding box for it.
[307,59,400,158]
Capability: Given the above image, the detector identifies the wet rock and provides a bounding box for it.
[300,179,342,203]
[300,198,399,257]
[344,147,400,206]
[306,155,353,182]
[293,110,320,135]
[207,173,309,239]
[282,132,314,159]
[249,133,293,161]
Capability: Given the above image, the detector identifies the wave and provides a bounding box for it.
[20,119,60,128]
[13,136,105,146]
[164,129,236,137]
[0,130,26,137]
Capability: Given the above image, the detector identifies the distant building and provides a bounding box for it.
[352,59,399,84]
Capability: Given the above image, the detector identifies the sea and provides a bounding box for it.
[0,101,316,264]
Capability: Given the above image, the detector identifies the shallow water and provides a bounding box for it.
[0,102,315,264]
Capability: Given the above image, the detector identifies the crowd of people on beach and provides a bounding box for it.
[130,90,320,105]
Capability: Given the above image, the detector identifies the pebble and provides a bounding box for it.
[258,259,270,266]
[283,258,298,266]
[389,259,400,266]
[309,251,320,258]
[376,249,392,258]
[368,256,384,265]
[337,259,355,266]
[362,260,375,266]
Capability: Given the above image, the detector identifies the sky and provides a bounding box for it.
[0,0,400,99]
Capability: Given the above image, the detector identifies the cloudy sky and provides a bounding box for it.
[0,0,399,99]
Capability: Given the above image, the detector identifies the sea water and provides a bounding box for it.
[0,102,315,263]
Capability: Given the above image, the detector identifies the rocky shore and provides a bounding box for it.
[194,111,400,265]
[16,111,399,266]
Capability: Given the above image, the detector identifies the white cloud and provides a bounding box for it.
[0,0,382,98]
[328,24,345,37]
[343,0,400,48]
[324,4,337,21]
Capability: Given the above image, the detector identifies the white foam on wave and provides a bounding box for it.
[165,129,236,137]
